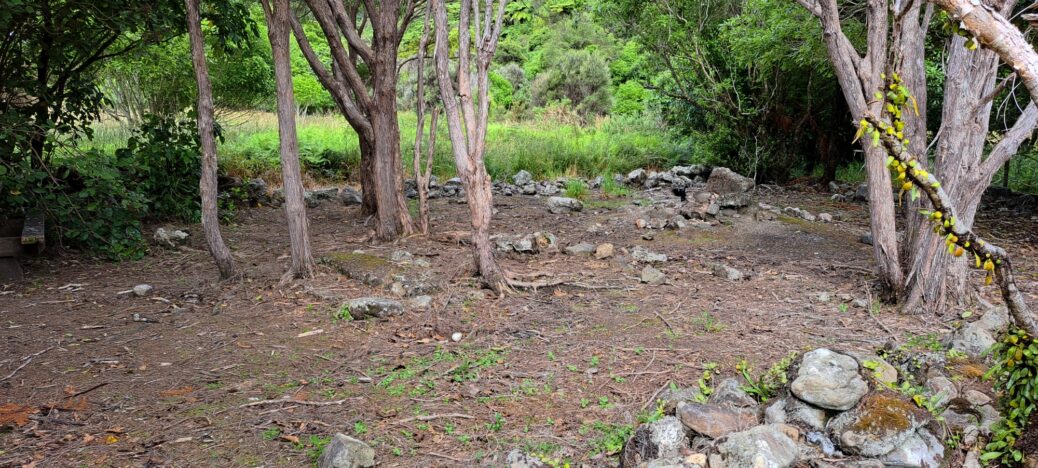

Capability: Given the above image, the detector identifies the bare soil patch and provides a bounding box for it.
[1,186,1034,466]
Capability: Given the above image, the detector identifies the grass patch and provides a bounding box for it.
[82,112,684,185]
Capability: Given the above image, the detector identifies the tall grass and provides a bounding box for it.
[82,110,685,184]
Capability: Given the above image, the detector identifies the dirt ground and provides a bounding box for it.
[1,185,1035,467]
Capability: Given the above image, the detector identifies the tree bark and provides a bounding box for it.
[797,0,904,297]
[185,0,237,280]
[865,113,1037,336]
[291,0,417,239]
[262,0,316,280]
[413,2,436,235]
[432,0,509,292]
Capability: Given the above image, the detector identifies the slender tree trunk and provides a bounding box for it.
[185,0,237,279]
[465,162,507,289]
[263,0,316,279]
[432,0,509,292]
[413,4,436,236]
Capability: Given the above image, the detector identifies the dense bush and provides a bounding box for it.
[0,115,206,259]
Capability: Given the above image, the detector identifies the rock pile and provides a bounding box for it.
[506,333,1012,468]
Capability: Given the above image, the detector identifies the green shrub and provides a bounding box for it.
[116,114,203,221]
[564,179,588,200]
[983,328,1038,465]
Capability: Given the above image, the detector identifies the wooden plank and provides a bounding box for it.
[21,211,44,246]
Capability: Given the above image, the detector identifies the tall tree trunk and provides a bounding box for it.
[263,0,316,279]
[370,31,413,240]
[797,0,904,298]
[902,1,1014,312]
[185,0,237,280]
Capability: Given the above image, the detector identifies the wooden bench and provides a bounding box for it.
[0,212,45,281]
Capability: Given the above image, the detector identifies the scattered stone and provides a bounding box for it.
[317,433,375,468]
[451,332,463,342]
[815,292,831,303]
[853,184,869,202]
[620,416,689,468]
[345,297,404,319]
[132,284,153,297]
[860,233,874,245]
[595,243,615,259]
[705,167,754,194]
[709,378,757,409]
[154,227,189,248]
[635,218,649,229]
[640,265,666,285]
[547,196,583,214]
[827,392,929,457]
[513,170,533,186]
[791,348,868,411]
[407,295,433,309]
[389,250,413,264]
[712,264,743,282]
[565,242,596,256]
[716,424,798,468]
[631,246,667,264]
[676,401,758,439]
[495,232,557,254]
[536,181,560,196]
[818,213,834,223]
[504,449,548,468]
[852,298,870,309]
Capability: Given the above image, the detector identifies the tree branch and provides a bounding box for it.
[864,114,1037,336]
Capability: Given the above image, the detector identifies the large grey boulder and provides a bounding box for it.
[705,167,754,194]
[764,397,828,431]
[712,264,744,281]
[628,168,648,184]
[878,428,944,468]
[620,416,690,467]
[826,392,929,457]
[317,433,375,468]
[676,401,758,439]
[716,424,798,468]
[338,187,362,205]
[345,297,404,319]
[791,348,868,411]
[547,196,583,214]
[513,170,533,186]
[948,306,1010,357]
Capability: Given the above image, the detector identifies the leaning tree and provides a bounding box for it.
[184,0,238,279]
[289,0,419,241]
[794,0,1037,311]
